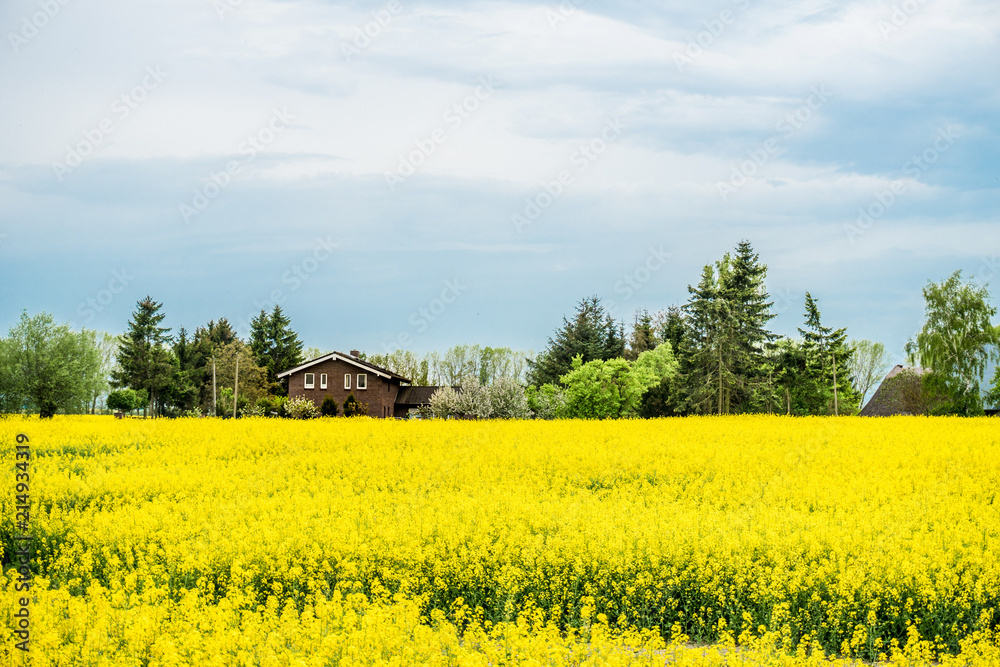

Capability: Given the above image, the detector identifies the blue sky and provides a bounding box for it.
[1,0,998,364]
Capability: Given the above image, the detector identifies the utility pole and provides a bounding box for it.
[234,357,239,419]
[212,357,217,417]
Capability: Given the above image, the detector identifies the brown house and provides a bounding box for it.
[278,351,443,418]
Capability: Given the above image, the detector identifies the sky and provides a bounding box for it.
[1,0,998,364]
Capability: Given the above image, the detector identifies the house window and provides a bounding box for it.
[320,373,327,389]
[357,374,367,390]
[304,373,315,389]
[344,374,351,390]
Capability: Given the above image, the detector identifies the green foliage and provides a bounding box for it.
[984,365,1000,410]
[525,383,566,420]
[795,292,857,415]
[680,241,779,415]
[106,389,140,413]
[255,395,287,417]
[249,305,303,395]
[905,270,999,415]
[112,296,173,417]
[681,261,741,415]
[528,296,626,387]
[632,342,678,382]
[321,395,339,417]
[560,355,660,419]
[627,309,656,360]
[343,393,367,417]
[638,375,685,418]
[0,311,105,417]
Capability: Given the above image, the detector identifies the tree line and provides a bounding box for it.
[2,239,998,418]
[500,241,999,418]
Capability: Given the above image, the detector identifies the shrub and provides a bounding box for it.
[343,393,368,417]
[256,395,288,417]
[455,376,490,418]
[285,396,320,419]
[429,386,459,418]
[526,383,566,420]
[240,404,265,418]
[321,395,339,417]
[488,377,530,419]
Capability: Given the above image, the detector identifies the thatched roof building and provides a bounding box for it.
[859,365,930,416]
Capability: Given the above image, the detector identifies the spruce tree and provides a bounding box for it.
[681,263,741,414]
[249,305,304,394]
[113,296,173,417]
[626,309,656,360]
[528,296,625,386]
[726,240,777,411]
[797,292,856,414]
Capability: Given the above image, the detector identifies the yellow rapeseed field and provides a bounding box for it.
[1,415,999,666]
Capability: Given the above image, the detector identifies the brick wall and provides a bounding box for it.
[286,358,400,418]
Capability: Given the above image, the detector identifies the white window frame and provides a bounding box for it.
[344,374,351,390]
[304,373,315,389]
[320,373,327,389]
[357,373,367,390]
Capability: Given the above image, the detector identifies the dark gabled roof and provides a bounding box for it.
[277,351,411,383]
[859,365,929,416]
[394,385,460,406]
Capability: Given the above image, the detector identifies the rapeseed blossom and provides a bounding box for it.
[1,415,998,665]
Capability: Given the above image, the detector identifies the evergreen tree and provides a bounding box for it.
[656,306,687,359]
[681,263,742,415]
[112,296,173,417]
[527,296,626,386]
[164,327,199,413]
[626,309,656,360]
[249,305,304,395]
[797,292,856,415]
[726,240,777,410]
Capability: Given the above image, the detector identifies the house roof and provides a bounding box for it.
[395,386,439,406]
[395,385,461,407]
[859,365,929,416]
[277,351,411,383]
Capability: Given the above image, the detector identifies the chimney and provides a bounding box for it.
[350,350,360,357]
